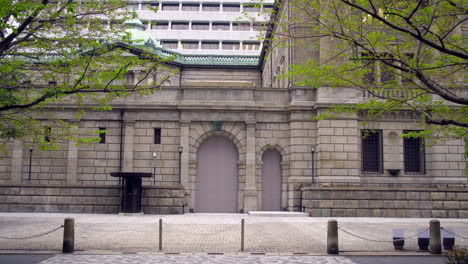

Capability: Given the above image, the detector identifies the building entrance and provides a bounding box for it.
[261,149,282,211]
[196,136,239,213]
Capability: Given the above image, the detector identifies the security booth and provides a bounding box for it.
[110,172,153,214]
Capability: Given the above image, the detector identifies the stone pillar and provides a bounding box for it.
[243,122,257,212]
[123,121,134,171]
[10,140,23,183]
[66,140,78,184]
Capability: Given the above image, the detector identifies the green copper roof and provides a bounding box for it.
[124,19,162,49]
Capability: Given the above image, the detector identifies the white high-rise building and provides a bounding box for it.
[129,0,274,55]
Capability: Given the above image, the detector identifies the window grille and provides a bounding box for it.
[202,4,219,11]
[212,23,230,31]
[223,4,240,12]
[403,131,425,174]
[192,23,209,30]
[182,4,199,11]
[361,130,382,173]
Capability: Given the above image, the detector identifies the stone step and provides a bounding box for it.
[248,211,309,217]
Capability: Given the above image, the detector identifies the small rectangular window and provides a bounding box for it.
[243,5,260,12]
[152,22,168,30]
[243,42,260,50]
[171,22,189,30]
[201,42,219,49]
[181,41,198,49]
[99,127,106,144]
[44,127,52,142]
[154,128,161,144]
[361,130,383,173]
[162,41,178,49]
[212,23,230,31]
[403,131,425,174]
[222,42,240,50]
[232,23,250,31]
[192,23,209,30]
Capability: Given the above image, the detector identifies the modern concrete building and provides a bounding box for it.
[0,1,466,217]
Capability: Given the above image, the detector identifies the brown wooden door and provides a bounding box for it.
[196,136,239,213]
[261,149,282,211]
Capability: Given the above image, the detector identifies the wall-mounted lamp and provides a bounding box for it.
[152,152,157,184]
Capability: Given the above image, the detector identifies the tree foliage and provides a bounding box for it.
[270,0,467,139]
[0,0,168,150]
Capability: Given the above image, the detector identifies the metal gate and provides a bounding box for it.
[196,136,239,213]
[261,149,282,211]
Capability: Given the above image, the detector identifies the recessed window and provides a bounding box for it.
[232,23,250,31]
[181,41,198,49]
[171,22,189,30]
[44,127,52,142]
[154,128,161,144]
[99,127,106,144]
[201,42,219,49]
[223,4,240,12]
[361,130,383,173]
[403,131,425,174]
[202,4,220,11]
[222,42,240,50]
[162,41,178,49]
[182,3,199,11]
[162,3,179,11]
[192,22,209,30]
[243,4,260,12]
[212,23,230,31]
[152,22,168,30]
[243,42,260,50]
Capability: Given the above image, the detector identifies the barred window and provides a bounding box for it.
[361,130,383,173]
[212,23,230,31]
[223,4,240,12]
[202,4,219,11]
[403,131,425,174]
[222,42,240,50]
[182,4,199,11]
[192,23,209,30]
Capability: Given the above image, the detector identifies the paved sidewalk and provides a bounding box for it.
[0,213,467,254]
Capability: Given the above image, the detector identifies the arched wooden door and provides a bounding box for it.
[261,149,282,211]
[196,136,239,213]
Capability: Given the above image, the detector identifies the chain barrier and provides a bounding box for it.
[164,223,240,236]
[75,222,159,233]
[338,226,429,243]
[0,225,63,240]
[441,227,468,240]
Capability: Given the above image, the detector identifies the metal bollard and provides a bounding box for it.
[62,218,75,253]
[429,219,442,254]
[327,219,339,254]
[159,219,163,251]
[241,219,245,252]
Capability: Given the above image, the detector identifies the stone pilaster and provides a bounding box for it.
[243,122,258,212]
[11,140,23,183]
[123,121,135,171]
[66,140,78,184]
[180,121,190,212]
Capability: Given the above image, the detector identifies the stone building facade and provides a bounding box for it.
[0,8,466,217]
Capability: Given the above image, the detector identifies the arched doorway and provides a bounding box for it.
[261,149,282,211]
[196,136,239,213]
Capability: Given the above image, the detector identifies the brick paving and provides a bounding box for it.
[0,213,467,254]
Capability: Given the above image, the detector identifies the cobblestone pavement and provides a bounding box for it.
[0,213,467,254]
[38,254,445,264]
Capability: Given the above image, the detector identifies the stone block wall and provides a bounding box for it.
[0,184,184,214]
[302,186,468,218]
